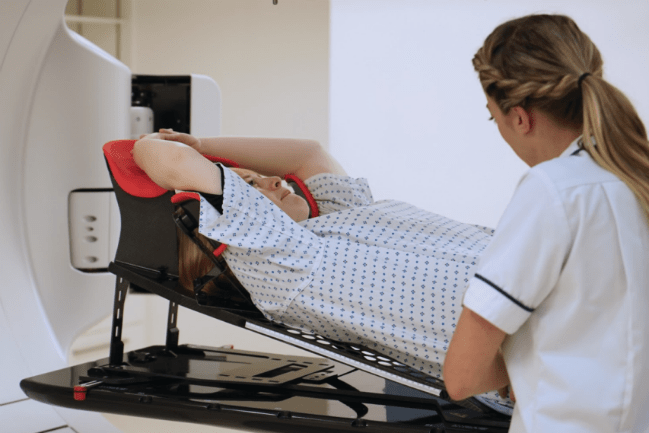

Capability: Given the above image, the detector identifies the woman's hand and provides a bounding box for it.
[138,132,162,140]
[444,308,509,401]
[156,128,202,152]
[498,384,516,402]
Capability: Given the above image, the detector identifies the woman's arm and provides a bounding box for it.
[155,129,347,180]
[132,135,222,194]
[443,307,510,401]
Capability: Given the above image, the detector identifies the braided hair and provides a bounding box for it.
[474,14,649,221]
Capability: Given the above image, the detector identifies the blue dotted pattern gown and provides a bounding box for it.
[198,165,513,413]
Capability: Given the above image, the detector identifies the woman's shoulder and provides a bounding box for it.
[532,151,622,193]
[304,172,372,191]
[304,172,374,214]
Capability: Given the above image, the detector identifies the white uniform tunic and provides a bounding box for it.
[463,138,649,432]
[199,165,512,412]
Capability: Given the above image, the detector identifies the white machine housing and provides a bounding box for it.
[0,1,221,431]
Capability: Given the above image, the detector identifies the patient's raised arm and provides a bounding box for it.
[132,135,223,194]
[156,129,347,180]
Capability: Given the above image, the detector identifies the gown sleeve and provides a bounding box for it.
[197,164,324,318]
[303,172,374,216]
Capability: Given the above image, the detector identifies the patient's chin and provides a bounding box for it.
[284,195,309,222]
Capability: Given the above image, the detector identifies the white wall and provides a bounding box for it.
[330,0,649,228]
[129,0,329,145]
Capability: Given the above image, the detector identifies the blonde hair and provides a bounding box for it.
[473,14,649,221]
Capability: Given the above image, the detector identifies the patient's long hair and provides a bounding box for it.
[177,226,249,303]
[473,14,649,221]
[177,226,218,296]
[177,167,253,297]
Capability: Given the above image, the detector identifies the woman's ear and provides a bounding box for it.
[510,106,533,135]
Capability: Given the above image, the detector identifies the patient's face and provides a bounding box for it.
[231,168,310,222]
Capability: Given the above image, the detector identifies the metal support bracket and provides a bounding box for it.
[109,277,129,365]
[166,300,180,351]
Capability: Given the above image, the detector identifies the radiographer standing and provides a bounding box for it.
[444,14,649,433]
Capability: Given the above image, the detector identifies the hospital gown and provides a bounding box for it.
[198,165,512,413]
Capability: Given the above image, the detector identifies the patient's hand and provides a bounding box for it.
[157,128,202,152]
[138,132,163,140]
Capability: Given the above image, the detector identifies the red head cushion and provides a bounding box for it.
[284,174,319,218]
[103,140,241,198]
[103,140,167,198]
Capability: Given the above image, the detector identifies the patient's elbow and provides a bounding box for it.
[132,138,186,190]
[132,138,165,171]
[132,138,148,168]
[443,365,472,401]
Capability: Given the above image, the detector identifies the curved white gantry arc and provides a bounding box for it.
[0,0,126,431]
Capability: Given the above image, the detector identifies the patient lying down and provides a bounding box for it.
[133,130,513,414]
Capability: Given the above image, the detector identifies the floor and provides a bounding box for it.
[104,413,241,433]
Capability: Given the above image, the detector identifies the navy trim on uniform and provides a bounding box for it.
[474,274,534,313]
[571,148,585,156]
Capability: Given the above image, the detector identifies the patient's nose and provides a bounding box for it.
[259,176,282,190]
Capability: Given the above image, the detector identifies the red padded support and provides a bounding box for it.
[103,140,168,198]
[213,244,228,257]
[171,192,201,204]
[284,174,319,218]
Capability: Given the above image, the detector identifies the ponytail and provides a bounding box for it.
[580,77,649,219]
